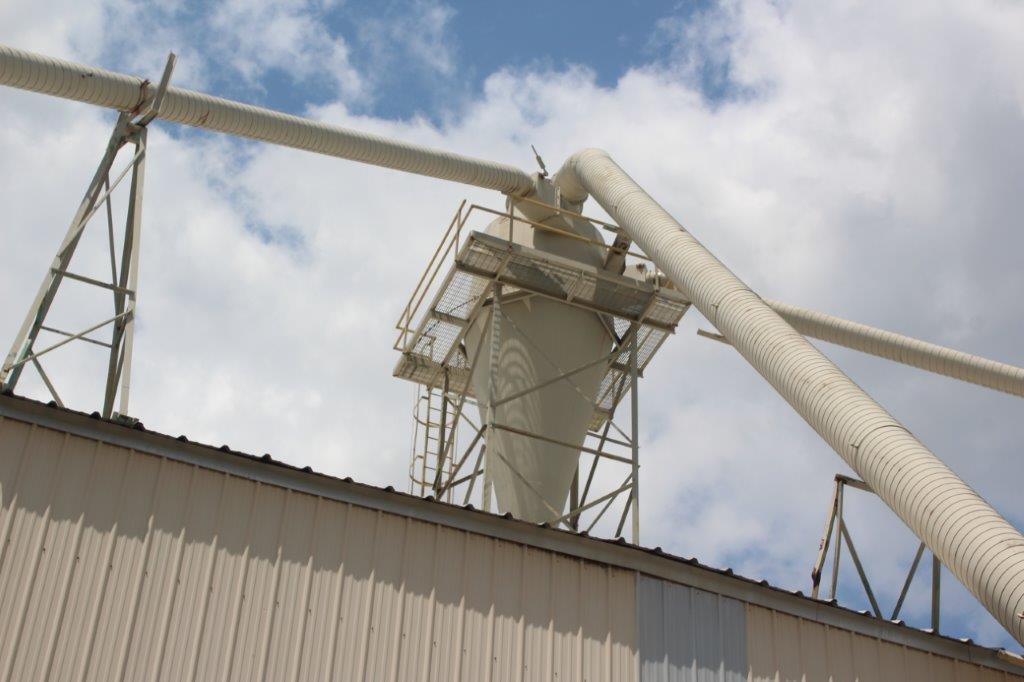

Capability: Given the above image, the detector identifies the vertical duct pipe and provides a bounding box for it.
[554,148,1024,645]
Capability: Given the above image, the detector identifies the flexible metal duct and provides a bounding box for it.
[766,299,1024,398]
[0,45,535,195]
[2,44,1022,644]
[553,148,1024,644]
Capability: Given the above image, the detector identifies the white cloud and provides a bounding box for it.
[0,0,365,101]
[2,0,1023,648]
[358,0,458,79]
[400,0,458,76]
[209,0,364,99]
[0,1,107,61]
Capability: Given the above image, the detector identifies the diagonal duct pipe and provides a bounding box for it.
[553,149,1024,645]
[764,299,1024,398]
[1,45,1022,644]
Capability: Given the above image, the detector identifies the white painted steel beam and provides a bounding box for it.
[553,148,1024,645]
[2,44,1023,644]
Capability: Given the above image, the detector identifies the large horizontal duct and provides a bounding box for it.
[2,44,1022,645]
[553,148,1024,645]
[0,45,535,195]
[766,299,1024,398]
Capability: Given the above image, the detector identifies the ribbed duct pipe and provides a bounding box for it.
[0,45,535,195]
[553,149,1024,645]
[766,299,1024,398]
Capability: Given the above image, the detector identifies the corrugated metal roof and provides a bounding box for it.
[1,390,1021,677]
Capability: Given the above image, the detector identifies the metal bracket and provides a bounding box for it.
[135,52,176,127]
[530,144,549,178]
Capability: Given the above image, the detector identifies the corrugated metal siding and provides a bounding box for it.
[2,406,1023,682]
[745,603,1020,681]
[637,574,747,682]
[636,581,1024,682]
[0,416,638,682]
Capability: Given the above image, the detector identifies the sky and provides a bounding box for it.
[2,0,1024,650]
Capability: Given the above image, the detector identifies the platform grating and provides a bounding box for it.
[394,231,690,428]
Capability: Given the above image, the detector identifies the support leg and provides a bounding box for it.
[829,481,845,601]
[103,126,147,418]
[811,480,840,599]
[482,284,502,514]
[569,471,579,530]
[630,329,640,544]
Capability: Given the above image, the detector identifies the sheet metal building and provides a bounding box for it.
[1,393,1022,681]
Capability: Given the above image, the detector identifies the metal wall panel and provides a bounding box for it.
[744,603,1023,681]
[0,416,638,682]
[637,574,747,681]
[2,409,1023,682]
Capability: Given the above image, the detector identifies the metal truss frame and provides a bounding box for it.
[1,54,175,420]
[430,287,643,540]
[811,474,942,632]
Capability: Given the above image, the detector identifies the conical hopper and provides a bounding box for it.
[464,212,611,522]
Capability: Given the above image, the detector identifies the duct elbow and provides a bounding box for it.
[552,148,610,204]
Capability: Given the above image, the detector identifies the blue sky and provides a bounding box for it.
[97,1,727,122]
[3,0,1024,651]
[340,0,719,120]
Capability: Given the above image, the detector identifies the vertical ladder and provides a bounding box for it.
[408,384,457,502]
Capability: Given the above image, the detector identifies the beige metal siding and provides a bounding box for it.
[636,574,747,681]
[2,402,1023,682]
[0,416,638,682]
[745,604,1021,681]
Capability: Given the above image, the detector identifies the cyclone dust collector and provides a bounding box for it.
[395,194,690,532]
